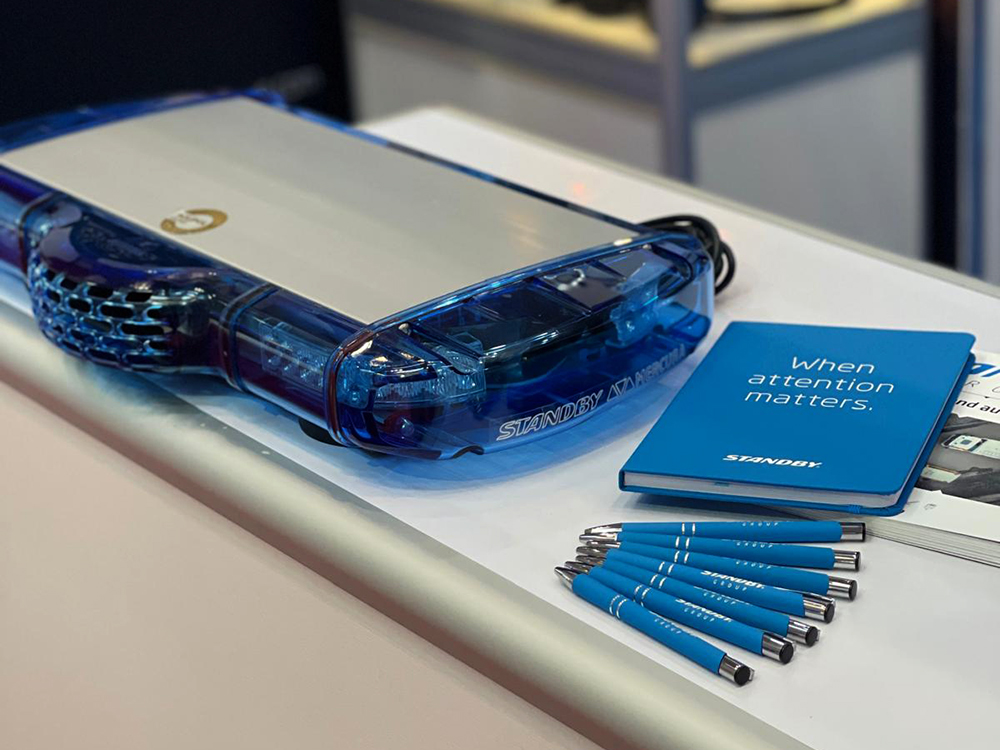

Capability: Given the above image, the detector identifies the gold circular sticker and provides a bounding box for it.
[161,208,228,235]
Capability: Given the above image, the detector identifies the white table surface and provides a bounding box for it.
[349,110,1000,749]
[3,106,999,750]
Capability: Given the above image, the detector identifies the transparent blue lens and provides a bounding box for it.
[325,235,712,458]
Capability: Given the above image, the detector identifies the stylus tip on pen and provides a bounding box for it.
[840,522,867,542]
[833,550,861,571]
[719,654,754,686]
[761,633,795,664]
[786,619,820,646]
[827,577,858,600]
[802,593,836,622]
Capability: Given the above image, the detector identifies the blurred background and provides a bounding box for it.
[3,0,998,283]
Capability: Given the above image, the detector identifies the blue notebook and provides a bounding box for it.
[620,322,976,516]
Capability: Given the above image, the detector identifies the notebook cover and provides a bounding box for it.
[620,322,976,515]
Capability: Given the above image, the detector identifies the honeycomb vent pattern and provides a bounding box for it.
[27,256,196,370]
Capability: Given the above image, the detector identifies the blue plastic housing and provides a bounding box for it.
[0,93,713,459]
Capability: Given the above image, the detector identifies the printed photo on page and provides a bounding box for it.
[873,350,1000,563]
[803,351,1000,566]
[915,352,1000,505]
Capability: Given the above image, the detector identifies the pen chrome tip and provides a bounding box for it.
[576,545,608,560]
[719,654,754,686]
[579,534,620,548]
[563,560,592,575]
[554,566,579,589]
[786,619,820,646]
[761,633,795,664]
[581,531,620,542]
[584,523,622,535]
[575,553,605,569]
[802,593,836,622]
[839,522,867,542]
[833,550,861,571]
[827,576,858,600]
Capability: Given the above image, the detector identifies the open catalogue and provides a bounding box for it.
[804,350,1000,566]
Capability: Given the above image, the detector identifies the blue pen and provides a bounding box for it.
[577,547,835,622]
[574,557,819,645]
[585,520,866,543]
[555,567,754,685]
[575,564,795,662]
[582,532,861,571]
[585,541,858,599]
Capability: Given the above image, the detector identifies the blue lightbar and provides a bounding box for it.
[0,92,713,459]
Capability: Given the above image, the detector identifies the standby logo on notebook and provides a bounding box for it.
[723,455,823,468]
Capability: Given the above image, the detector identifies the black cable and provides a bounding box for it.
[641,214,736,294]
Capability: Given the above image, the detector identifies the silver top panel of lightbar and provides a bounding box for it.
[0,97,632,323]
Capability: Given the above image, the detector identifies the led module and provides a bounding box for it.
[0,92,713,459]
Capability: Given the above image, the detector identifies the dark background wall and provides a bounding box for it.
[0,1,352,125]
